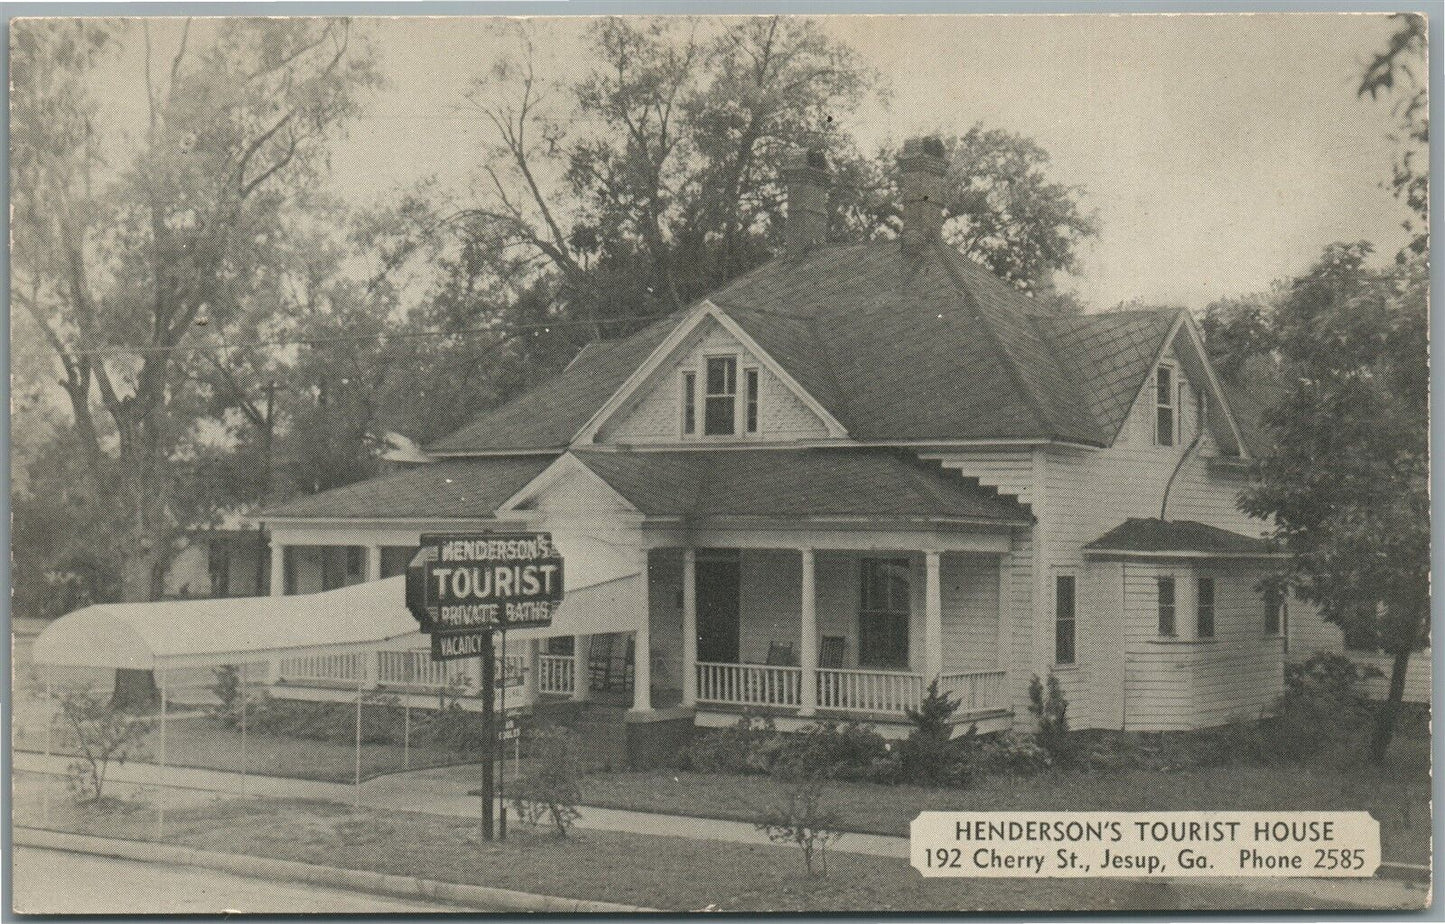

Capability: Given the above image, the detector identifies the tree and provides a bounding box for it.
[1238,242,1428,762]
[57,689,153,803]
[11,20,380,600]
[1358,13,1427,262]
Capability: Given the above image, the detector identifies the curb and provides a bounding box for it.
[15,827,659,914]
[1377,862,1432,884]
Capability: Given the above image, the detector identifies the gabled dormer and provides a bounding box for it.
[581,302,848,447]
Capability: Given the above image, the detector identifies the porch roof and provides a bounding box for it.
[571,448,1032,524]
[259,456,555,520]
[1084,517,1276,558]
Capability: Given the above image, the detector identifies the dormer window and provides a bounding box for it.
[1154,364,1175,447]
[704,356,738,435]
[681,371,696,435]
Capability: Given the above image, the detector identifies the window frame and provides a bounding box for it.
[1157,575,1177,636]
[1054,573,1077,666]
[744,367,760,434]
[1196,576,1215,639]
[1154,364,1176,447]
[858,557,912,669]
[680,369,697,436]
[702,354,739,437]
[1263,584,1284,638]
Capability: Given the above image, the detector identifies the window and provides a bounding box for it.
[745,368,759,434]
[1157,576,1176,636]
[681,371,696,435]
[1196,577,1215,638]
[1055,575,1077,665]
[859,558,911,668]
[1155,365,1175,446]
[1263,584,1284,636]
[704,356,737,435]
[1197,389,1209,438]
[347,546,364,578]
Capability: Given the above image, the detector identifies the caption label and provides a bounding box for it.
[911,812,1379,878]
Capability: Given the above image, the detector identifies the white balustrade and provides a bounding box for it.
[817,668,924,714]
[696,662,803,707]
[537,655,575,695]
[276,652,363,685]
[939,669,1008,714]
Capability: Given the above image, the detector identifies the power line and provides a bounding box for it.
[61,313,674,359]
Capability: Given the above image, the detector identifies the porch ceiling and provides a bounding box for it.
[569,448,1032,525]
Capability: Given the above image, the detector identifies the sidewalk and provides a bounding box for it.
[12,751,909,858]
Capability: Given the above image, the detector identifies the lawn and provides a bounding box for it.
[11,791,1421,912]
[580,734,1432,866]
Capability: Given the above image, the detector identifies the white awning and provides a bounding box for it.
[32,533,645,670]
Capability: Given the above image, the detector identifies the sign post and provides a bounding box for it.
[405,532,561,844]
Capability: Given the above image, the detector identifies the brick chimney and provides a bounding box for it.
[898,136,949,254]
[784,148,831,255]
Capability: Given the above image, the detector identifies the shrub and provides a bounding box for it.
[1028,672,1071,762]
[1257,653,1378,764]
[677,714,780,775]
[208,666,244,728]
[755,779,844,877]
[57,689,152,803]
[511,728,583,836]
[978,730,1053,777]
[905,679,960,740]
[773,721,889,782]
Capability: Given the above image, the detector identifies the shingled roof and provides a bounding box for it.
[1084,518,1275,558]
[427,240,1190,454]
[261,456,554,520]
[570,448,1032,523]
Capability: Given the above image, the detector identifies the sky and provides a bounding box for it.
[90,13,1417,311]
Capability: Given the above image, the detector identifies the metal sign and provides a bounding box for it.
[407,532,563,633]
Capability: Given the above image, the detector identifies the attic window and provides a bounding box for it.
[704,356,737,436]
[1154,365,1175,447]
[745,368,759,434]
[681,371,696,435]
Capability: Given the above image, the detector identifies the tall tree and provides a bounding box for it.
[11,19,380,601]
[1238,243,1429,761]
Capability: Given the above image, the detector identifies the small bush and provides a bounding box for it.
[774,721,889,782]
[755,779,844,877]
[1028,672,1071,762]
[978,730,1053,777]
[57,689,152,803]
[1256,653,1377,764]
[511,728,583,836]
[677,714,780,775]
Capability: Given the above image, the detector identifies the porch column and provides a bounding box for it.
[269,539,285,597]
[799,547,818,717]
[924,550,944,683]
[365,544,383,582]
[633,551,653,711]
[996,553,1012,670]
[681,548,698,707]
[572,634,591,702]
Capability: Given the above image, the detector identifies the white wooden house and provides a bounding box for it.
[260,139,1429,747]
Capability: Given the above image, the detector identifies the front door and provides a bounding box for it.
[696,555,741,663]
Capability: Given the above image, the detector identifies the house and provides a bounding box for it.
[259,138,1429,752]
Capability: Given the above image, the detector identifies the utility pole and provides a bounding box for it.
[479,632,495,842]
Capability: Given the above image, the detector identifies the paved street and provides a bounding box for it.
[11,847,474,914]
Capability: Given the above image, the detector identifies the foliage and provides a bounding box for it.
[898,724,979,788]
[1357,13,1428,261]
[1238,243,1428,760]
[511,728,584,836]
[56,689,153,803]
[773,721,890,783]
[677,714,780,775]
[977,730,1054,777]
[754,779,844,877]
[1028,673,1070,762]
[208,666,244,728]
[905,678,960,740]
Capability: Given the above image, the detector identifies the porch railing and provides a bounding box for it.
[817,667,922,714]
[697,662,803,707]
[538,654,575,695]
[698,664,1009,718]
[376,650,470,690]
[277,652,363,685]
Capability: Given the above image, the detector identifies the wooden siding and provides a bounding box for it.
[599,318,830,444]
[1287,604,1432,704]
[1120,561,1284,731]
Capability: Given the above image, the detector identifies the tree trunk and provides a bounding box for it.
[1368,648,1412,763]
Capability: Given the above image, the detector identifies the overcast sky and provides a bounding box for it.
[109,13,1412,311]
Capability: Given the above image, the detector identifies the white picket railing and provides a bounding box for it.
[817,667,924,714]
[697,662,803,707]
[537,655,575,695]
[376,650,470,690]
[939,669,1008,714]
[277,652,363,685]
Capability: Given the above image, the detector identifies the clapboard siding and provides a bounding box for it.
[941,554,1002,673]
[1286,604,1432,704]
[1120,561,1285,730]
